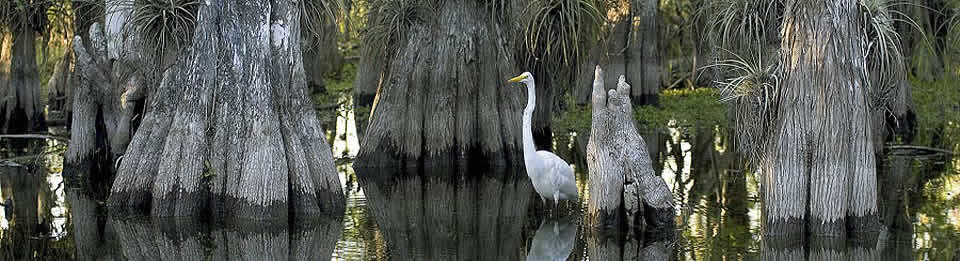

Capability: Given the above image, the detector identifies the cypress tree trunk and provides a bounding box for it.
[764,0,879,236]
[586,67,673,233]
[592,1,659,107]
[1,27,45,134]
[108,0,344,220]
[355,0,524,167]
[627,0,660,105]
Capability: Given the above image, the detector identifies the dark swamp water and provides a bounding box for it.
[0,106,958,260]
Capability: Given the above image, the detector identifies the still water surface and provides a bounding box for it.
[0,107,957,260]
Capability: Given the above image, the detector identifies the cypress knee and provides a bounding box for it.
[586,66,674,233]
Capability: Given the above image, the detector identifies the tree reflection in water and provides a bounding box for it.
[60,179,344,260]
[355,165,535,260]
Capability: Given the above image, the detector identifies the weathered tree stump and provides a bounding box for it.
[65,23,146,181]
[586,66,673,233]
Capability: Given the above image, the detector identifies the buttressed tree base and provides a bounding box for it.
[108,0,344,220]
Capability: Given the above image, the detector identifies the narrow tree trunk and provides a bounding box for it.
[352,51,384,142]
[45,51,72,116]
[108,0,344,220]
[628,0,660,105]
[587,67,674,233]
[355,1,523,167]
[1,28,45,134]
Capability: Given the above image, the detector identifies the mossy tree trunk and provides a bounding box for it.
[108,0,344,220]
[763,0,880,236]
[586,67,673,233]
[355,0,524,167]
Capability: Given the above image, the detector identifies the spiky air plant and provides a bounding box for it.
[860,0,913,115]
[72,0,106,36]
[520,0,604,69]
[129,0,201,59]
[701,0,782,55]
[362,0,432,61]
[362,0,511,61]
[701,0,783,160]
[300,0,346,52]
[707,47,781,161]
[946,4,960,70]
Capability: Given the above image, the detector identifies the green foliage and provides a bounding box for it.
[552,88,729,137]
[552,96,592,135]
[911,75,960,150]
[636,88,728,134]
[313,61,357,113]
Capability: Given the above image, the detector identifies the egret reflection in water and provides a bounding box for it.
[526,215,577,261]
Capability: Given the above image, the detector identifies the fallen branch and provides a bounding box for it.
[0,134,70,142]
[887,145,957,156]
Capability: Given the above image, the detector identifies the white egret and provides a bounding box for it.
[508,72,579,208]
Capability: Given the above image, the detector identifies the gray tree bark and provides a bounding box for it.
[763,0,880,236]
[355,0,524,167]
[108,0,344,220]
[586,67,673,233]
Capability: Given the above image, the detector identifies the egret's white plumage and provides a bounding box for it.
[508,72,579,207]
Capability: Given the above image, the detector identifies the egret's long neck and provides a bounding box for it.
[522,81,537,163]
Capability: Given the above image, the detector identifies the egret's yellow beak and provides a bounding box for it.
[508,74,527,83]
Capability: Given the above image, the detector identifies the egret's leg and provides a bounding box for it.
[553,190,560,209]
